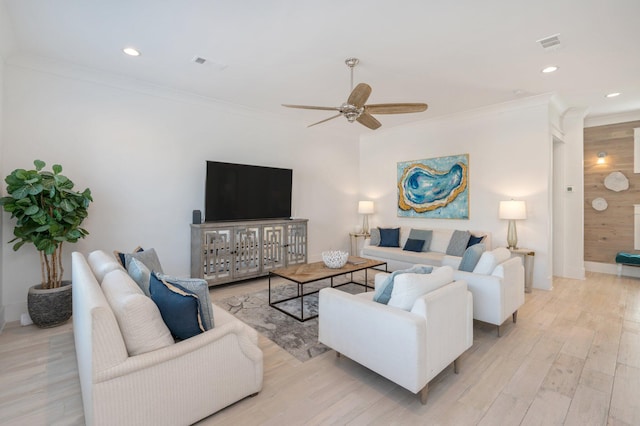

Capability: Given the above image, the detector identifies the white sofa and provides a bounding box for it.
[318,267,473,404]
[361,226,524,336]
[72,250,263,426]
[361,227,492,271]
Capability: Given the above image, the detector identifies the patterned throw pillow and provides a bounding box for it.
[446,230,471,256]
[369,228,381,246]
[150,273,205,340]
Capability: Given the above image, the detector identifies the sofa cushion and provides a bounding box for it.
[373,265,433,304]
[379,227,400,247]
[388,266,454,311]
[446,230,471,256]
[430,229,455,253]
[369,228,381,246]
[125,248,164,274]
[150,273,205,340]
[102,269,174,356]
[403,238,425,252]
[473,247,512,274]
[156,273,215,330]
[459,243,486,272]
[408,229,433,252]
[87,250,124,284]
[362,245,445,266]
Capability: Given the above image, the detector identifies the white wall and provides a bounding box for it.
[359,95,555,290]
[0,58,359,322]
[0,0,15,331]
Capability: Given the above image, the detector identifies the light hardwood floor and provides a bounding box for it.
[1,271,639,425]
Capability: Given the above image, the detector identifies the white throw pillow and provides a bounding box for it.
[473,247,511,275]
[102,269,174,356]
[388,266,454,311]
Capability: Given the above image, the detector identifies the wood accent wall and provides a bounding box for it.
[584,120,640,263]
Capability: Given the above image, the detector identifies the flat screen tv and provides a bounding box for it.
[205,161,293,222]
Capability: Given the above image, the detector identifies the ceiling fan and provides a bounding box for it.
[282,58,428,130]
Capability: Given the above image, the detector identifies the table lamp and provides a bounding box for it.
[358,201,374,234]
[499,200,527,249]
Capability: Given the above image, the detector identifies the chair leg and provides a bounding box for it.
[497,324,502,337]
[512,310,518,323]
[454,357,460,374]
[336,351,341,358]
[419,383,429,405]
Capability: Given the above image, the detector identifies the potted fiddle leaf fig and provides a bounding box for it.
[0,160,93,327]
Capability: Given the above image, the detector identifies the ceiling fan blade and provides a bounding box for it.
[347,83,372,108]
[365,103,428,114]
[356,112,381,130]
[307,113,343,128]
[282,104,341,111]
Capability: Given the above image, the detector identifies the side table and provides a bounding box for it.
[508,248,535,293]
[349,232,370,256]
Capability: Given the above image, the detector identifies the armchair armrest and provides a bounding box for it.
[96,319,261,382]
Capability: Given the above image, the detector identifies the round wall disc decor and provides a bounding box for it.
[604,171,629,192]
[592,197,608,211]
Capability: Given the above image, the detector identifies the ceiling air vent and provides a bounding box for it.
[192,56,228,70]
[536,34,561,50]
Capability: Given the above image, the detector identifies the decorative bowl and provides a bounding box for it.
[322,250,349,269]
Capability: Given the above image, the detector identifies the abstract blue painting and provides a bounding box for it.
[397,154,469,219]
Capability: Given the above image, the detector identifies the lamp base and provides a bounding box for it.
[361,215,369,235]
[507,220,518,249]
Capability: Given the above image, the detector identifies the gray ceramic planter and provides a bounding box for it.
[27,281,72,328]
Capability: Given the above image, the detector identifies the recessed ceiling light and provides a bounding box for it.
[541,66,558,74]
[606,92,621,98]
[122,47,141,57]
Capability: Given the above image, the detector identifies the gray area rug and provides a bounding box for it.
[215,280,366,362]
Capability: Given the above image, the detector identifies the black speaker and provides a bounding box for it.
[192,210,202,224]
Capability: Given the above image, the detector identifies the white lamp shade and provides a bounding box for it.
[358,200,374,214]
[499,200,527,220]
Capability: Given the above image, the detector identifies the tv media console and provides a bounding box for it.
[190,218,308,286]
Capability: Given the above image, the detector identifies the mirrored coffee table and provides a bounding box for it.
[268,257,387,321]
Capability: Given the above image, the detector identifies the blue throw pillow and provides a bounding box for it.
[156,273,214,330]
[409,229,433,252]
[467,234,485,248]
[403,238,425,252]
[149,272,205,340]
[113,246,144,268]
[459,244,486,272]
[379,228,400,247]
[373,265,433,304]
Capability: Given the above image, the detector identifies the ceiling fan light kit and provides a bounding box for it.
[283,58,428,130]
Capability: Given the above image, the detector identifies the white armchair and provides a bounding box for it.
[318,271,473,404]
[453,256,525,336]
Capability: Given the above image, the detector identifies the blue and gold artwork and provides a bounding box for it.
[397,154,469,219]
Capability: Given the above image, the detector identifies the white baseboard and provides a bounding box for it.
[4,301,28,324]
[584,261,640,278]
